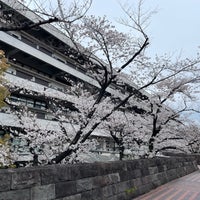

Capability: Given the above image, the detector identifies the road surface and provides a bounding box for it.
[135,170,200,200]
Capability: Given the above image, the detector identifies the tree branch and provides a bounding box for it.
[0,17,59,32]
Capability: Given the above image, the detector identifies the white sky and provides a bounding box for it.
[88,0,200,123]
[88,0,200,59]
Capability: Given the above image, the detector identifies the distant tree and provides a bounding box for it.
[0,50,11,167]
[126,53,200,156]
[104,110,149,160]
[179,123,200,154]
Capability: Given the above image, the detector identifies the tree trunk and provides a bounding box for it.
[119,145,124,160]
[148,137,154,153]
[51,148,73,164]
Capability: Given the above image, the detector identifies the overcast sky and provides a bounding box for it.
[87,0,200,122]
[88,0,200,59]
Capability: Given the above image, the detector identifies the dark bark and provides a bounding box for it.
[119,145,124,161]
[148,115,160,153]
[110,130,124,160]
[51,148,73,164]
[0,17,59,32]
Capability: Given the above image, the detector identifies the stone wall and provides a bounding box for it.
[0,156,198,200]
[193,154,200,165]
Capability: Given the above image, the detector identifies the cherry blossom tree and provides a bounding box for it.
[2,79,101,165]
[179,123,200,154]
[0,50,9,107]
[124,52,200,156]
[45,0,154,164]
[0,50,12,167]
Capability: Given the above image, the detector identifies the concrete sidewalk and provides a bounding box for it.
[134,170,200,200]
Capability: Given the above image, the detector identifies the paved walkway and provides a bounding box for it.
[135,170,200,200]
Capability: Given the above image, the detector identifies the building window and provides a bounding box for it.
[21,36,36,48]
[105,140,117,152]
[10,95,46,110]
[35,100,46,110]
[35,77,49,86]
[0,129,6,137]
[16,70,33,80]
[26,99,34,108]
[36,112,45,119]
[39,46,52,56]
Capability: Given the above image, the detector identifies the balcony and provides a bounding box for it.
[5,72,76,102]
[0,31,123,97]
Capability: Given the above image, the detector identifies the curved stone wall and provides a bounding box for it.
[0,156,198,200]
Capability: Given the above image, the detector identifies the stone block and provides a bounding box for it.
[116,180,132,194]
[119,171,133,182]
[102,184,117,198]
[92,175,110,188]
[55,181,76,198]
[0,171,11,191]
[176,167,185,177]
[104,162,121,174]
[137,183,152,196]
[76,178,93,192]
[31,184,55,200]
[147,174,158,187]
[81,188,103,200]
[165,160,176,170]
[40,166,57,185]
[151,180,162,188]
[166,169,177,179]
[148,166,158,175]
[76,173,120,193]
[132,177,142,187]
[107,192,127,200]
[163,165,168,171]
[132,169,142,178]
[108,173,120,183]
[141,175,151,185]
[0,189,30,200]
[78,163,99,178]
[154,158,162,166]
[125,183,141,200]
[56,165,73,182]
[62,194,81,200]
[146,158,157,167]
[141,167,150,176]
[11,169,41,190]
[157,164,164,172]
[156,172,167,184]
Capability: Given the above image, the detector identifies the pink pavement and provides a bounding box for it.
[134,170,200,200]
